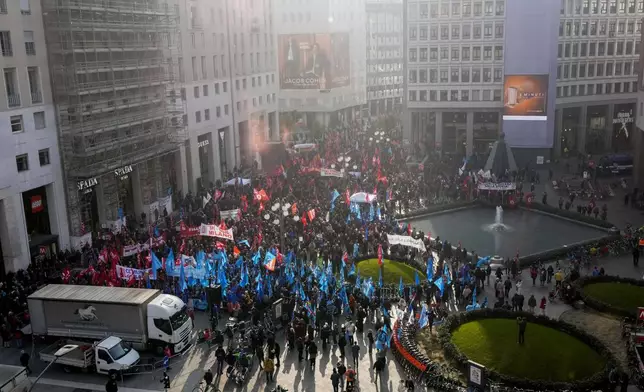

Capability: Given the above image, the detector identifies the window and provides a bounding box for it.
[462,47,470,60]
[38,149,50,166]
[201,56,207,79]
[473,46,481,60]
[474,24,482,39]
[451,69,459,82]
[430,48,438,61]
[192,56,198,80]
[243,79,247,89]
[24,31,35,55]
[462,90,469,101]
[215,83,220,94]
[203,85,208,96]
[223,82,227,92]
[483,46,492,60]
[213,55,219,77]
[494,46,503,60]
[16,154,28,172]
[473,69,481,82]
[495,23,504,38]
[28,67,41,103]
[441,25,449,39]
[409,49,417,61]
[483,68,491,82]
[452,47,460,60]
[33,111,45,129]
[204,109,210,120]
[440,47,448,60]
[494,68,502,82]
[216,106,221,117]
[20,0,30,14]
[0,31,12,56]
[0,0,6,14]
[440,70,448,82]
[4,68,20,107]
[452,26,460,39]
[409,90,417,101]
[581,42,587,56]
[194,86,200,98]
[463,25,471,39]
[484,23,492,38]
[461,69,470,82]
[496,1,505,15]
[430,26,438,40]
[463,2,471,16]
[10,115,23,133]
[485,1,494,14]
[409,26,417,40]
[420,48,428,61]
[195,111,201,123]
[474,2,482,16]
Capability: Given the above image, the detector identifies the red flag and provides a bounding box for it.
[179,239,186,254]
[220,220,227,230]
[233,246,241,257]
[240,195,248,212]
[301,216,307,227]
[342,252,349,264]
[377,245,383,266]
[62,267,71,284]
[291,203,298,216]
[345,189,351,205]
[307,209,316,222]
[215,241,226,250]
[407,223,412,236]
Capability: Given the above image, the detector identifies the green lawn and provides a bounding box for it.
[583,282,644,315]
[451,319,606,382]
[358,258,426,285]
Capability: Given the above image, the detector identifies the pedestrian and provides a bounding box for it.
[337,361,347,389]
[163,346,172,371]
[539,296,547,315]
[203,368,214,388]
[308,340,318,369]
[105,373,119,392]
[338,333,347,358]
[527,294,537,313]
[351,341,360,367]
[263,356,274,382]
[331,368,341,392]
[256,345,264,369]
[215,345,226,375]
[367,329,374,355]
[373,356,385,383]
[297,338,304,362]
[160,371,171,391]
[272,341,281,367]
[633,246,640,266]
[19,350,30,375]
[517,316,527,344]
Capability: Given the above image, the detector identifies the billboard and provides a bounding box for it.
[278,33,350,90]
[503,74,549,121]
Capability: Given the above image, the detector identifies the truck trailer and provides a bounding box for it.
[28,285,193,355]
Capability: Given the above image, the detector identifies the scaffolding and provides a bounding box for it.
[42,0,187,234]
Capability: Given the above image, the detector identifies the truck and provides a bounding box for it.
[28,285,193,367]
[38,337,141,376]
[0,365,30,392]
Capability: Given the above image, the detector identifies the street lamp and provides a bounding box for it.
[264,203,296,251]
[29,344,78,392]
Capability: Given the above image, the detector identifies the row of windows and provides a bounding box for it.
[408,22,504,41]
[0,30,36,57]
[189,74,276,100]
[559,19,642,37]
[191,94,277,124]
[16,149,50,173]
[556,81,637,96]
[409,46,504,62]
[407,1,505,20]
[561,0,644,16]
[0,0,31,15]
[557,60,638,78]
[3,67,42,109]
[408,88,502,102]
[187,31,273,53]
[9,111,46,134]
[558,40,640,57]
[410,67,503,84]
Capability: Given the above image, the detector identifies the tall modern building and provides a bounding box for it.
[274,0,367,128]
[366,0,404,117]
[0,0,70,274]
[42,0,186,243]
[178,0,279,192]
[404,0,642,163]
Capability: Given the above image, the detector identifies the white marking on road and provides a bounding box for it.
[30,377,158,392]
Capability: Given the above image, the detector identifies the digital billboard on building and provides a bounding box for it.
[503,74,549,121]
[278,33,350,90]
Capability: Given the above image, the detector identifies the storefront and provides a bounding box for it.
[473,112,500,154]
[585,105,610,154]
[22,186,58,259]
[612,103,635,152]
[218,127,230,179]
[197,134,212,189]
[441,112,467,155]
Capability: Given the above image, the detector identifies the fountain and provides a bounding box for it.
[484,206,511,232]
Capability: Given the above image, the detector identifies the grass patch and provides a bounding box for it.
[357,258,425,285]
[451,319,606,383]
[582,282,644,316]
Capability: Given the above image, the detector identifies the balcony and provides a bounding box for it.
[31,91,42,104]
[7,94,20,107]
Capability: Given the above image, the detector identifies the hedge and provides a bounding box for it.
[575,275,644,318]
[437,309,617,391]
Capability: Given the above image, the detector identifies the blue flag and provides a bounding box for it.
[398,276,404,297]
[418,304,429,328]
[166,249,175,276]
[151,252,162,280]
[348,262,356,276]
[369,204,375,221]
[434,277,444,296]
[376,206,382,220]
[252,251,261,266]
[378,268,383,288]
[426,257,434,281]
[477,256,491,268]
[237,240,250,248]
[240,264,249,287]
[415,271,420,286]
[444,264,452,285]
[179,260,187,292]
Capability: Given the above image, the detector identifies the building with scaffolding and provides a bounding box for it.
[42,0,187,243]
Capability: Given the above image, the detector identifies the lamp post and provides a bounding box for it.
[29,344,78,392]
[265,202,295,252]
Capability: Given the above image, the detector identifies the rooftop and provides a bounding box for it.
[28,285,159,305]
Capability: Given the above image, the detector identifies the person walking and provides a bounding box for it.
[160,371,171,392]
[351,341,360,367]
[367,329,374,355]
[633,245,640,266]
[527,294,537,313]
[271,341,281,367]
[539,296,547,315]
[517,316,527,344]
[338,333,347,359]
[308,340,318,369]
[215,345,226,375]
[203,368,214,389]
[373,356,385,383]
[330,368,341,392]
[105,373,119,392]
[256,345,265,369]
[337,361,347,390]
[19,350,30,375]
[263,356,275,383]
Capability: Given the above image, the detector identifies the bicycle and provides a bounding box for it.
[192,381,221,392]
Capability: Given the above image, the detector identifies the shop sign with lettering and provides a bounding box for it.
[198,140,210,148]
[114,165,133,180]
[77,178,98,193]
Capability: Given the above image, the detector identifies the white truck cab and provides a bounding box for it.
[147,294,193,353]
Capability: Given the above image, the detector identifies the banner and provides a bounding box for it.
[278,33,350,90]
[179,223,201,238]
[122,245,141,258]
[121,235,166,257]
[477,182,516,191]
[320,168,344,178]
[116,265,152,280]
[199,223,234,241]
[386,234,426,251]
[503,74,548,121]
[168,255,207,279]
[220,208,241,221]
[158,195,173,215]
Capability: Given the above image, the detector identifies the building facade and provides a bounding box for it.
[366,0,404,117]
[178,0,279,191]
[42,0,187,243]
[0,0,70,274]
[404,0,642,161]
[274,0,367,129]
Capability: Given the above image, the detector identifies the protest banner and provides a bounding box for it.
[320,168,344,178]
[477,182,516,191]
[116,265,152,280]
[386,234,426,251]
[199,224,234,241]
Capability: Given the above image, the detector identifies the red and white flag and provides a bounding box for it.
[377,245,383,266]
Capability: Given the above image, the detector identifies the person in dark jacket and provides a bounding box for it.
[338,334,347,358]
[105,374,118,392]
[160,371,170,391]
[215,345,226,374]
[271,341,281,367]
[203,368,214,386]
[373,356,386,383]
[19,350,30,375]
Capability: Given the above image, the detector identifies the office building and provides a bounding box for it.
[274,0,367,128]
[404,0,642,162]
[366,0,404,117]
[0,0,70,273]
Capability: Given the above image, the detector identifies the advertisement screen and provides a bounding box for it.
[503,74,549,121]
[278,33,350,90]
